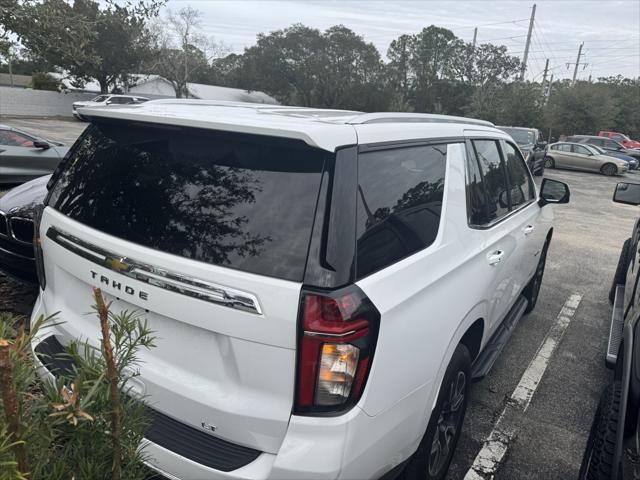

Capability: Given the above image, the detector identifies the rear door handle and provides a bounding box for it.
[487,250,505,266]
[523,225,535,235]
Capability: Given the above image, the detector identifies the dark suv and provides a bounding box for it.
[496,126,546,176]
[581,182,640,479]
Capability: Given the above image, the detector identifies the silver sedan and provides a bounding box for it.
[0,124,69,185]
[544,142,629,176]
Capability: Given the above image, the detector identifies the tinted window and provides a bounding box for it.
[108,97,133,104]
[604,140,618,149]
[473,140,509,222]
[48,123,328,281]
[503,142,534,208]
[573,144,591,155]
[557,143,571,152]
[466,143,491,226]
[612,134,624,141]
[356,144,447,278]
[0,130,34,147]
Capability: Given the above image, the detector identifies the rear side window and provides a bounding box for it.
[503,142,534,208]
[472,140,509,222]
[47,122,328,281]
[356,144,447,278]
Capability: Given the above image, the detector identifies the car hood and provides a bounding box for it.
[0,174,50,216]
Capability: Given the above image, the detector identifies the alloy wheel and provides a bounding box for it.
[428,371,466,476]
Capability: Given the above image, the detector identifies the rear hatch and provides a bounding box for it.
[39,121,331,454]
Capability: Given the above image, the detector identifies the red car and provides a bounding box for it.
[599,131,640,149]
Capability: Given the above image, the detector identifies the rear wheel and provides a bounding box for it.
[609,238,631,304]
[544,156,555,169]
[579,382,622,480]
[401,344,471,480]
[602,163,618,176]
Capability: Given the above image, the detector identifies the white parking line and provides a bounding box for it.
[464,293,583,479]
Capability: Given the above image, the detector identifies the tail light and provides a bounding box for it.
[295,285,380,414]
[33,205,46,290]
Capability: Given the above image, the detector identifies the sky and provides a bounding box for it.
[165,0,640,81]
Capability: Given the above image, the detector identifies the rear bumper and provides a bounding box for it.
[30,296,423,480]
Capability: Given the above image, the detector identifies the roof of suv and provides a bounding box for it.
[77,99,501,152]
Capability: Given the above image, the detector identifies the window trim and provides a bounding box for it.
[500,139,537,209]
[464,137,537,230]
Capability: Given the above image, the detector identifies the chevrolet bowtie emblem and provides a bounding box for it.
[106,257,133,273]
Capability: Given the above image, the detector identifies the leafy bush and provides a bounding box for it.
[0,289,155,480]
[29,72,60,91]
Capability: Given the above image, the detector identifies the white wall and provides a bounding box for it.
[0,86,95,117]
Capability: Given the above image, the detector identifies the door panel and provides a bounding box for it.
[0,145,62,183]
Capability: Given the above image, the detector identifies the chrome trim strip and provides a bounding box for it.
[0,210,8,238]
[304,330,357,338]
[46,227,263,315]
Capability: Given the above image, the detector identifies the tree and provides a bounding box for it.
[544,81,618,136]
[233,24,387,111]
[149,6,225,98]
[2,0,162,93]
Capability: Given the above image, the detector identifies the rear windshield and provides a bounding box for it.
[47,122,329,281]
[500,128,535,145]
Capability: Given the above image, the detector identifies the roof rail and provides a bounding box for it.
[349,112,494,128]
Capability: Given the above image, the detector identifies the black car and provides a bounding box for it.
[0,175,49,282]
[496,126,546,176]
[580,181,640,479]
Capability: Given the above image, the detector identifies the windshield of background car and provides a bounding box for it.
[47,122,330,281]
[502,128,535,145]
[90,95,109,102]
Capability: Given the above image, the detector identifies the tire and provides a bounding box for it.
[601,163,618,176]
[609,238,631,304]
[579,382,622,480]
[544,156,555,168]
[400,344,471,480]
[523,239,549,314]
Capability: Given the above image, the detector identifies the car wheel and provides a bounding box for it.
[578,382,622,480]
[601,164,618,176]
[524,240,549,314]
[544,156,555,168]
[400,344,471,480]
[609,238,631,304]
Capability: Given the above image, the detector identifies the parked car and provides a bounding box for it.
[580,181,640,480]
[599,131,640,150]
[31,101,570,480]
[0,175,49,282]
[0,124,69,185]
[588,144,638,170]
[72,94,149,120]
[496,126,546,176]
[566,134,640,163]
[545,142,629,176]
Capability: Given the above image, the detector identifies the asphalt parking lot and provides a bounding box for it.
[0,117,638,479]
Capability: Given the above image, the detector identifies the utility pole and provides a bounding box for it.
[545,73,553,105]
[570,42,584,85]
[472,27,478,49]
[541,58,549,97]
[519,3,536,81]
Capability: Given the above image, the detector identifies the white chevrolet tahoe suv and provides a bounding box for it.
[30,101,570,480]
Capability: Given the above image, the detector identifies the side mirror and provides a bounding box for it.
[33,140,50,150]
[539,178,570,206]
[613,182,640,206]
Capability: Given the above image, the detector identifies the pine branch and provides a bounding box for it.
[93,288,122,480]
